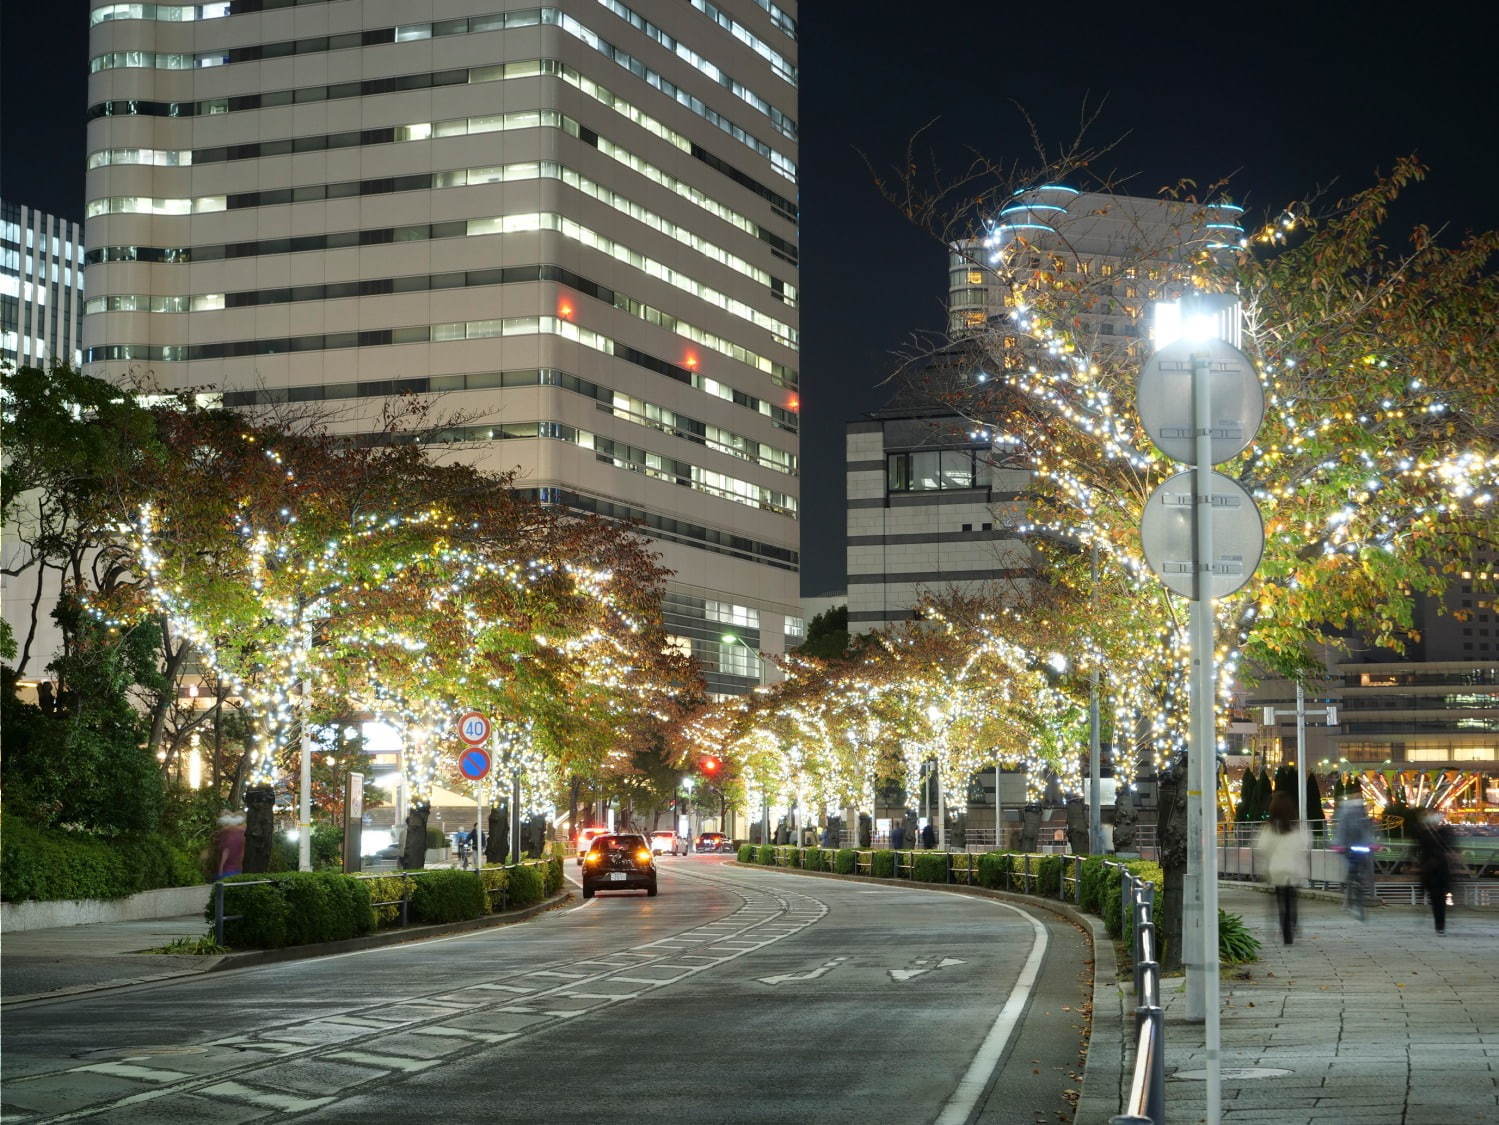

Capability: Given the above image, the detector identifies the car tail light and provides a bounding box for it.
[585,853,601,864]
[636,850,652,863]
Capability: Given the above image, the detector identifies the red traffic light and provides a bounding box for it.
[699,755,721,775]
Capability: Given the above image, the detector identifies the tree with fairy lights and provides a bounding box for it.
[875,143,1497,966]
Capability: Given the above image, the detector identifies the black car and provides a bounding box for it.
[581,834,658,899]
[694,832,728,853]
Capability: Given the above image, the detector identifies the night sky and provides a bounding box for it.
[5,3,1492,598]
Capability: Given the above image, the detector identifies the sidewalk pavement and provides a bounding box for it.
[2,916,221,1004]
[1157,881,1499,1124]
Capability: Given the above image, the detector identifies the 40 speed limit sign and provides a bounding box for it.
[457,711,491,745]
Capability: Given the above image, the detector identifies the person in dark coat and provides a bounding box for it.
[1413,810,1458,934]
[920,822,937,850]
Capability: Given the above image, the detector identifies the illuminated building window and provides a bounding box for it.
[967,270,984,285]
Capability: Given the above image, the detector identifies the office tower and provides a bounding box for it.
[1,200,85,370]
[847,187,1243,629]
[83,0,801,694]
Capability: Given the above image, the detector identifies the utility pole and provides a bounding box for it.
[1089,541,1103,855]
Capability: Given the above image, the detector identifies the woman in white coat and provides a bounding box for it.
[1255,790,1311,944]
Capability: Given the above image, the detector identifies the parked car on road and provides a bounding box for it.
[650,830,689,856]
[694,832,728,853]
[581,834,658,899]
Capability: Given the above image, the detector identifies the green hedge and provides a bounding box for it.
[506,863,545,908]
[409,869,487,924]
[911,852,950,883]
[210,872,374,948]
[834,848,856,875]
[977,851,1012,889]
[2,817,201,902]
[1037,855,1064,896]
[737,843,756,863]
[756,844,776,865]
[363,873,413,926]
[801,847,827,872]
[871,849,896,877]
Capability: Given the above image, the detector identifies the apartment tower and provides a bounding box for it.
[83,0,802,692]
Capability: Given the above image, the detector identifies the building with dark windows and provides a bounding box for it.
[82,0,801,696]
[1,199,85,371]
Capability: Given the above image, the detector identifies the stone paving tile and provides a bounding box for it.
[1151,883,1499,1123]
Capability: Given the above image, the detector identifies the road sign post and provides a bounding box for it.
[457,716,492,870]
[1138,301,1263,1125]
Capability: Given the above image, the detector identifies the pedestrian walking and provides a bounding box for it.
[213,812,246,880]
[1254,790,1310,944]
[920,822,936,850]
[1333,796,1375,919]
[1412,809,1458,935]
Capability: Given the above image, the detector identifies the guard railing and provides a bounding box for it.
[1109,866,1166,1125]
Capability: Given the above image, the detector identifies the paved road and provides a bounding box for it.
[0,858,1089,1124]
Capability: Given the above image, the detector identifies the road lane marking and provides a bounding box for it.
[200,1080,337,1111]
[324,1050,441,1072]
[72,1062,191,1083]
[932,898,1049,1125]
[757,957,847,986]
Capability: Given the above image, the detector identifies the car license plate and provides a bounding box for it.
[609,872,626,882]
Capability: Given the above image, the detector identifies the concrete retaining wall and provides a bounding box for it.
[1,883,213,933]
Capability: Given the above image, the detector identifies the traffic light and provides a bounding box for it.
[699,755,721,777]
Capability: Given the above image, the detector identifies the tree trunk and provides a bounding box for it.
[401,802,430,870]
[526,816,545,858]
[1020,805,1042,852]
[1157,767,1189,973]
[487,803,509,864]
[1065,796,1090,855]
[243,785,276,873]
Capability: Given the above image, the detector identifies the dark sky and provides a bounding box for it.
[5,3,1493,598]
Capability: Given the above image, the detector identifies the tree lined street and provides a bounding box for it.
[1,859,1088,1123]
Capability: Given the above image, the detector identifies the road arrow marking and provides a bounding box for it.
[756,956,846,986]
[889,956,967,982]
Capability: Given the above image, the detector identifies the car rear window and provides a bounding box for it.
[595,836,646,851]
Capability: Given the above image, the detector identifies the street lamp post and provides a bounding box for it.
[1263,685,1338,843]
[1088,542,1103,855]
[1139,293,1263,1125]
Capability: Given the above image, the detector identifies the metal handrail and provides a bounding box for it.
[1110,872,1166,1124]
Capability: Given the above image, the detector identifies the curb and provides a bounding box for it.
[1,890,571,1009]
[726,861,1124,1118]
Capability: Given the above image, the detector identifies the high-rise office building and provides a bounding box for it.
[1,200,86,370]
[83,0,801,694]
[846,187,1243,629]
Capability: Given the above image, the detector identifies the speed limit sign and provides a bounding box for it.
[457,711,491,745]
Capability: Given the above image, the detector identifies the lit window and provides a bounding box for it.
[967,270,984,285]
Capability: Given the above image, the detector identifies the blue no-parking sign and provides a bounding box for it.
[459,747,491,781]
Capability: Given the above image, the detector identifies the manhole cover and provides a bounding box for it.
[75,1046,209,1060]
[1174,1067,1292,1080]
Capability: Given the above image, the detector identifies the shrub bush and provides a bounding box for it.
[912,852,950,883]
[977,851,1012,890]
[775,846,802,868]
[1037,855,1063,896]
[737,843,756,863]
[756,844,775,865]
[539,856,564,896]
[212,878,287,948]
[208,872,373,949]
[362,874,413,926]
[1079,855,1109,913]
[802,847,826,872]
[507,863,545,908]
[425,826,448,850]
[409,870,486,924]
[871,849,896,878]
[478,865,508,907]
[834,848,856,875]
[1,817,201,902]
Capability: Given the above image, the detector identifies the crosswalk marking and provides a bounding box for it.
[201,1080,337,1112]
[72,1062,191,1083]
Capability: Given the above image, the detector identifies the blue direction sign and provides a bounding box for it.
[458,747,491,781]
